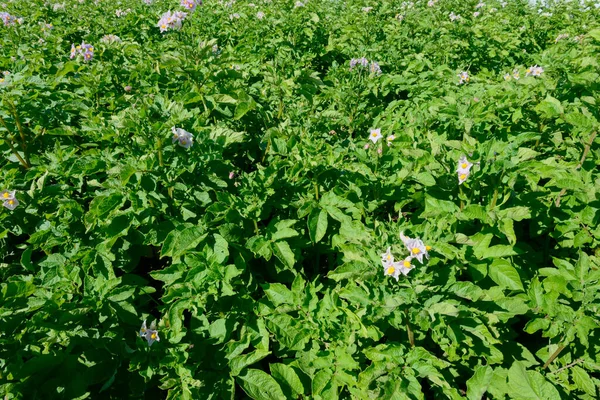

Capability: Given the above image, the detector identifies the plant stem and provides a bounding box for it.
[543,344,565,369]
[548,358,584,375]
[4,135,30,169]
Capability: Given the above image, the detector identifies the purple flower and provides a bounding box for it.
[369,61,382,75]
[171,127,194,149]
[349,57,369,70]
[70,41,94,62]
[181,0,200,12]
[157,10,187,32]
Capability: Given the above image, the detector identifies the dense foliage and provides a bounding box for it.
[1,0,600,398]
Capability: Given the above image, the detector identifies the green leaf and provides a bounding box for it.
[507,361,560,400]
[571,366,596,396]
[263,283,294,306]
[535,96,563,119]
[237,369,286,400]
[308,208,328,243]
[467,365,494,400]
[488,259,524,291]
[327,261,369,282]
[84,192,124,229]
[270,364,305,396]
[312,369,334,396]
[161,226,207,258]
[273,241,295,268]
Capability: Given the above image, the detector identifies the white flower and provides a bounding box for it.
[294,1,304,7]
[383,262,401,280]
[171,127,194,148]
[512,68,520,80]
[399,232,429,264]
[458,71,469,84]
[503,73,511,81]
[369,128,382,144]
[362,6,373,12]
[473,11,480,17]
[256,11,264,19]
[397,257,414,276]
[457,155,473,185]
[427,0,435,7]
[140,320,160,346]
[381,247,394,266]
[526,65,544,77]
[1,190,18,210]
[386,134,395,146]
[475,2,485,9]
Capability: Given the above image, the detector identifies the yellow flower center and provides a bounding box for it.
[403,260,411,268]
[461,163,467,169]
[386,254,391,260]
[425,245,432,251]
[386,266,395,275]
[151,333,157,339]
[371,132,378,137]
[412,248,420,254]
[161,24,167,28]
[2,192,8,198]
[181,139,187,145]
[460,174,467,180]
[8,200,14,205]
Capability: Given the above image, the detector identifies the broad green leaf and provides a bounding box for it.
[571,366,596,396]
[535,96,563,119]
[467,365,494,400]
[488,259,524,291]
[237,369,286,400]
[308,208,328,243]
[263,283,294,306]
[161,226,207,258]
[273,241,295,268]
[507,361,560,400]
[270,363,305,396]
[84,192,124,229]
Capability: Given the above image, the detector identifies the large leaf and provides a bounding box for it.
[237,369,286,400]
[161,226,207,258]
[488,259,524,291]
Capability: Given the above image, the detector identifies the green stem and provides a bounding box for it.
[157,137,164,167]
[543,345,565,369]
[314,182,319,201]
[4,135,30,169]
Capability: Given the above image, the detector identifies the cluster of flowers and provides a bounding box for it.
[525,65,544,77]
[172,127,194,149]
[458,71,469,84]
[367,128,394,148]
[381,232,431,280]
[503,68,520,80]
[70,42,94,61]
[1,190,18,210]
[157,0,201,33]
[181,0,201,11]
[115,8,132,17]
[140,320,160,346]
[457,155,474,185]
[157,10,188,32]
[100,34,121,44]
[0,12,22,26]
[449,12,461,21]
[349,58,381,75]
